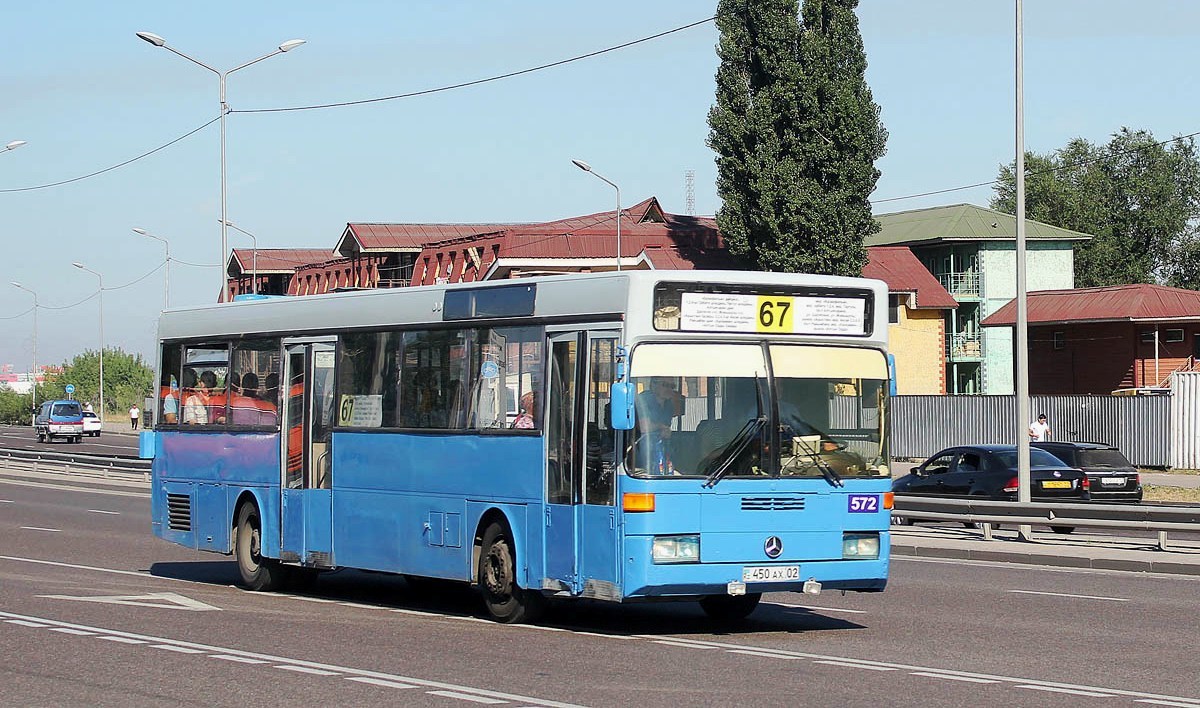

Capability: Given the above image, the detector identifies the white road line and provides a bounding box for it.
[910,672,1000,684]
[1008,589,1130,602]
[19,526,60,532]
[728,649,802,660]
[1017,684,1115,698]
[1137,700,1200,707]
[99,636,147,644]
[276,665,340,676]
[0,555,188,582]
[6,620,50,628]
[426,690,508,704]
[86,509,120,515]
[0,499,13,503]
[813,660,894,671]
[345,676,418,690]
[653,640,718,649]
[152,644,206,654]
[0,477,148,498]
[767,602,868,614]
[48,627,94,636]
[0,610,584,708]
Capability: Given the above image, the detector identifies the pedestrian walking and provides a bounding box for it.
[130,404,141,431]
[1028,413,1051,442]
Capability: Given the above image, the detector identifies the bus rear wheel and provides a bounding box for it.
[699,593,762,621]
[235,503,285,592]
[478,522,543,624]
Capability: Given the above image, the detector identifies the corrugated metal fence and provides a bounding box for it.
[892,394,1172,467]
[1171,372,1200,469]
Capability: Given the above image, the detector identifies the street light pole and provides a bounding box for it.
[1014,0,1033,541]
[133,228,171,309]
[135,32,305,302]
[219,219,259,295]
[3,140,27,154]
[571,159,622,272]
[72,263,105,421]
[11,283,38,411]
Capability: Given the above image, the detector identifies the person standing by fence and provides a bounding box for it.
[1028,413,1051,442]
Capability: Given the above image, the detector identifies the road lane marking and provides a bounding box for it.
[911,672,1000,684]
[1137,700,1200,707]
[152,644,206,654]
[6,619,50,628]
[0,499,13,503]
[48,627,94,636]
[20,526,60,532]
[427,691,507,704]
[38,591,220,611]
[729,649,802,660]
[767,602,867,614]
[1007,589,1130,602]
[813,660,894,671]
[0,610,584,708]
[345,676,418,690]
[276,665,340,676]
[1017,685,1115,698]
[0,555,190,583]
[87,509,121,515]
[0,477,148,498]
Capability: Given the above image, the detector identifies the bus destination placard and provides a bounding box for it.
[679,292,866,335]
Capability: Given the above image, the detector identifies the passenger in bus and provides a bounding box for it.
[162,377,179,424]
[512,391,537,429]
[199,370,227,424]
[635,377,685,473]
[182,370,209,425]
[262,372,280,408]
[229,372,268,425]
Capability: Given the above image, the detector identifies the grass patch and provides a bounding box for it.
[1144,485,1200,504]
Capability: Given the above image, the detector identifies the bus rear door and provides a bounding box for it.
[545,330,620,599]
[280,339,337,567]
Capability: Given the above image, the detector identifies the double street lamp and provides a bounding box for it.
[3,140,27,154]
[10,283,38,410]
[219,219,258,295]
[571,159,623,272]
[72,263,105,421]
[135,31,305,301]
[133,227,171,310]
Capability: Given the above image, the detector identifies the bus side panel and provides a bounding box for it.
[330,432,543,577]
[153,432,280,556]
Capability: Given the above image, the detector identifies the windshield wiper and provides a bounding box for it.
[783,438,844,488]
[702,417,767,489]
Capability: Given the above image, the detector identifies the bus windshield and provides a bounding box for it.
[627,344,889,480]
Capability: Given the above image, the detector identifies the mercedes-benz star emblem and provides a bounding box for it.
[764,536,783,559]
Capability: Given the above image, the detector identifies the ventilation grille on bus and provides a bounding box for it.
[166,494,192,531]
[741,496,806,511]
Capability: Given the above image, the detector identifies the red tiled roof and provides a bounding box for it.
[347,223,518,251]
[863,247,958,309]
[229,249,332,274]
[982,284,1200,326]
[640,246,740,270]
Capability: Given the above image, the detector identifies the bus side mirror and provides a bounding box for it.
[610,381,635,430]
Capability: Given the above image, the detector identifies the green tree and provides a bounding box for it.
[43,348,154,419]
[992,128,1200,288]
[0,387,33,425]
[707,0,887,276]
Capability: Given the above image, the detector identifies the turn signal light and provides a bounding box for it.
[1002,476,1019,493]
[623,492,656,512]
[1081,475,1090,490]
[882,492,894,510]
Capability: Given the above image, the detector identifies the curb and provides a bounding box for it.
[890,540,1200,577]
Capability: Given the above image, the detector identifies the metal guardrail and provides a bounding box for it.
[893,495,1200,551]
[0,447,150,483]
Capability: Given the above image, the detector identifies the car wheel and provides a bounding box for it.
[37,432,45,443]
[478,521,544,623]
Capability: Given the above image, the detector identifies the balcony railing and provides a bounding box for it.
[947,332,982,360]
[938,271,981,298]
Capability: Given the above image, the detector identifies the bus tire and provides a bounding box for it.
[699,593,761,621]
[235,503,285,592]
[478,521,544,624]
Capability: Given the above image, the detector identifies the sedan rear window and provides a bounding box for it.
[1076,449,1132,468]
[995,449,1069,468]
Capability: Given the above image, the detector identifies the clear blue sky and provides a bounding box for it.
[3,1,1199,372]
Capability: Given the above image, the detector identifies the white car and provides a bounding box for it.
[81,411,102,437]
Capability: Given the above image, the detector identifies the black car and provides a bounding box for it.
[893,445,1090,502]
[1032,441,1142,502]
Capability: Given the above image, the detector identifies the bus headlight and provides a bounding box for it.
[652,534,700,564]
[842,532,880,559]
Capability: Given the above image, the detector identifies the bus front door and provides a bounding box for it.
[280,340,337,568]
[545,330,620,599]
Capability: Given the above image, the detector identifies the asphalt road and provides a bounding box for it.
[0,423,140,458]
[2,468,1199,707]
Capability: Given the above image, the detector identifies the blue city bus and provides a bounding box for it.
[149,270,893,622]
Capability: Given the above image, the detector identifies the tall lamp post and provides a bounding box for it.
[3,140,27,154]
[135,32,305,302]
[133,228,171,310]
[11,282,38,411]
[571,159,622,272]
[72,263,105,421]
[219,219,259,295]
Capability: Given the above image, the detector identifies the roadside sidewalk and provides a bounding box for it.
[1142,472,1200,489]
[890,523,1200,576]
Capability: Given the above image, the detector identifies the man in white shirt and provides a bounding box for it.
[1028,413,1051,441]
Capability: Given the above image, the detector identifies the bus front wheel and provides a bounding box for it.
[699,593,761,621]
[478,522,544,624]
[235,503,286,592]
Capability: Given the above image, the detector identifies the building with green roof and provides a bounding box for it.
[868,203,1091,394]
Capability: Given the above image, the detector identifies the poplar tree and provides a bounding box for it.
[707,0,887,275]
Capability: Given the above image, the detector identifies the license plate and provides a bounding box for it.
[742,565,800,583]
[1101,477,1126,486]
[1041,480,1072,489]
